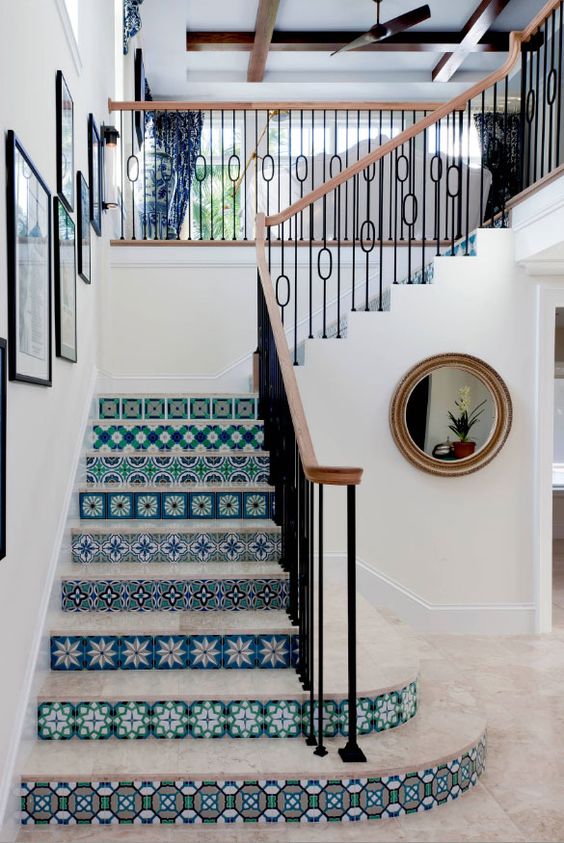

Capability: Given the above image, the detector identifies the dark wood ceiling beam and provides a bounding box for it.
[247,0,281,82]
[432,0,512,82]
[187,30,509,53]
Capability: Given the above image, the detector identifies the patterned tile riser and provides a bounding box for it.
[61,579,288,612]
[86,455,270,485]
[91,423,264,453]
[20,733,486,825]
[79,490,274,521]
[72,531,281,564]
[37,683,417,740]
[98,396,258,421]
[50,633,298,671]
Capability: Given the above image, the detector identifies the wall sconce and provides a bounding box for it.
[101,124,120,210]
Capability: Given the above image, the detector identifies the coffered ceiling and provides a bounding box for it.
[138,0,548,101]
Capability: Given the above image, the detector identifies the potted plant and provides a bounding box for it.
[447,386,487,459]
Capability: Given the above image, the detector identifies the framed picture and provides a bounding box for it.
[56,70,74,211]
[6,131,52,386]
[134,48,146,147]
[0,338,6,561]
[77,171,91,284]
[54,198,77,363]
[88,114,102,236]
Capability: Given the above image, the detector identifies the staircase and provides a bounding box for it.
[16,390,486,831]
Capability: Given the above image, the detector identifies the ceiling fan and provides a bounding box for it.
[331,0,432,56]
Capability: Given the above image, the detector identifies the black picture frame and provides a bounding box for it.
[54,198,77,363]
[56,70,74,211]
[0,338,6,562]
[6,130,52,387]
[88,114,102,237]
[77,171,91,284]
[134,48,146,147]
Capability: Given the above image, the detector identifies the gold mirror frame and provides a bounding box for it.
[390,353,513,477]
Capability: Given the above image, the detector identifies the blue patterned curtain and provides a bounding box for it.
[143,83,203,239]
[123,0,144,54]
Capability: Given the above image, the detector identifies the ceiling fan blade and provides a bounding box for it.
[331,25,385,56]
[378,4,431,40]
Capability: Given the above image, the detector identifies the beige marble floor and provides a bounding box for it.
[14,553,564,843]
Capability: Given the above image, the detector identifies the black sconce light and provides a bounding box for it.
[101,124,120,209]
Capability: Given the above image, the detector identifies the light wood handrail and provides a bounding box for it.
[255,213,363,487]
[263,31,523,227]
[108,99,442,113]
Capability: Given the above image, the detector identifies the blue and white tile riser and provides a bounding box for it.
[37,682,418,740]
[86,453,270,485]
[91,421,264,452]
[98,395,258,421]
[79,489,275,520]
[50,631,298,671]
[61,576,289,612]
[20,732,486,825]
[71,529,281,563]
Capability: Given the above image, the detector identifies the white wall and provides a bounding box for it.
[102,248,258,392]
[0,0,117,833]
[297,228,537,633]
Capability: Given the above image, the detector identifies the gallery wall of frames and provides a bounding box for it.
[3,69,104,561]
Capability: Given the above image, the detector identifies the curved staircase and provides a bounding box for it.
[18,391,486,830]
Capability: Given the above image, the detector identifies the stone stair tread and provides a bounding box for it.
[93,419,262,427]
[39,647,417,701]
[70,518,280,534]
[80,482,275,492]
[96,392,259,398]
[49,609,295,635]
[85,448,270,456]
[61,561,286,579]
[20,701,485,779]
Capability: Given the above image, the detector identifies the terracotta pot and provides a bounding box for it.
[452,440,476,459]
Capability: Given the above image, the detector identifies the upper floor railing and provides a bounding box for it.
[108,100,439,242]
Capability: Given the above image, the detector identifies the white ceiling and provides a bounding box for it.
[139,0,548,101]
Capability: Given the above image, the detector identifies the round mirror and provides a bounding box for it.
[390,353,512,476]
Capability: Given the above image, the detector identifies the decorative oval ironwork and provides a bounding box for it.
[228,154,241,182]
[526,88,536,123]
[402,193,419,227]
[447,164,461,198]
[295,154,308,183]
[317,247,333,281]
[262,154,275,182]
[276,274,291,308]
[329,154,342,178]
[547,67,558,105]
[127,155,140,184]
[362,162,376,182]
[396,154,410,183]
[194,155,207,182]
[360,219,376,253]
[430,154,443,183]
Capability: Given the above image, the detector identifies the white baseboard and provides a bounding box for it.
[325,554,536,635]
[0,367,98,839]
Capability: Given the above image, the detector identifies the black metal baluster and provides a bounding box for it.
[465,102,471,250]
[314,483,327,757]
[120,110,125,239]
[338,485,366,764]
[557,3,563,168]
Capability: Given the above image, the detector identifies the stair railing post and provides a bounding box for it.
[338,484,367,763]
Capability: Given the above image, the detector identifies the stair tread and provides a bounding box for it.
[61,561,286,579]
[71,518,279,534]
[93,419,262,427]
[86,449,270,457]
[80,483,274,492]
[49,609,295,635]
[20,700,485,779]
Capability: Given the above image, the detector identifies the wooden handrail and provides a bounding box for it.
[108,99,442,113]
[523,0,562,39]
[263,31,523,227]
[255,213,363,487]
